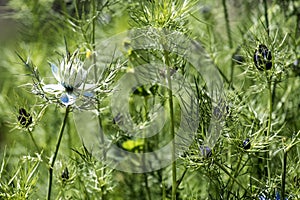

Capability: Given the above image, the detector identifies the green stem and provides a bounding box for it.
[91,1,107,199]
[144,172,152,200]
[214,160,250,196]
[47,106,70,200]
[143,98,152,200]
[162,181,166,200]
[263,0,269,36]
[266,79,272,182]
[281,149,287,200]
[28,129,40,152]
[227,154,243,198]
[97,98,107,200]
[175,168,187,190]
[222,0,234,85]
[222,0,233,48]
[164,50,176,200]
[92,0,97,82]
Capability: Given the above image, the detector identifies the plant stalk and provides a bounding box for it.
[222,0,234,85]
[215,160,250,196]
[47,106,70,200]
[263,0,269,36]
[143,97,152,200]
[164,50,176,200]
[92,0,97,82]
[281,149,287,200]
[91,1,107,199]
[266,79,273,182]
[162,180,166,200]
[176,168,187,190]
[28,129,40,152]
[222,0,233,48]
[227,153,243,198]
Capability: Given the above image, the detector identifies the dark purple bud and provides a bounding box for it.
[213,106,222,119]
[200,146,212,158]
[253,44,272,71]
[18,108,32,128]
[113,113,123,125]
[275,191,280,200]
[213,103,229,120]
[243,138,251,150]
[61,167,69,180]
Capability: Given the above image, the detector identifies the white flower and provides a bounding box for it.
[43,51,96,107]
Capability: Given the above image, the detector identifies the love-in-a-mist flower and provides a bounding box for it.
[43,50,96,108]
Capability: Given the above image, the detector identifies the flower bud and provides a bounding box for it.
[61,167,69,180]
[199,146,212,158]
[253,44,272,71]
[242,138,251,150]
[18,108,32,128]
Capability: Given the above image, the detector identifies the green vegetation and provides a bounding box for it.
[0,0,299,199]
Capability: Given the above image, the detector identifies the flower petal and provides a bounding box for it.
[50,63,61,82]
[43,84,64,93]
[83,91,94,97]
[78,83,96,90]
[60,93,76,106]
[73,68,85,88]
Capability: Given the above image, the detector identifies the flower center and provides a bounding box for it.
[62,83,74,94]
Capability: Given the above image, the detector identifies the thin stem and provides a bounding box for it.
[227,153,243,198]
[266,79,272,182]
[162,178,166,200]
[214,160,250,196]
[91,1,107,199]
[143,97,152,200]
[97,99,107,200]
[92,0,97,82]
[144,173,152,200]
[222,0,233,48]
[160,134,165,199]
[271,81,277,105]
[175,168,187,190]
[263,0,269,36]
[164,50,176,200]
[222,0,234,85]
[28,129,40,152]
[281,149,287,200]
[47,106,70,200]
